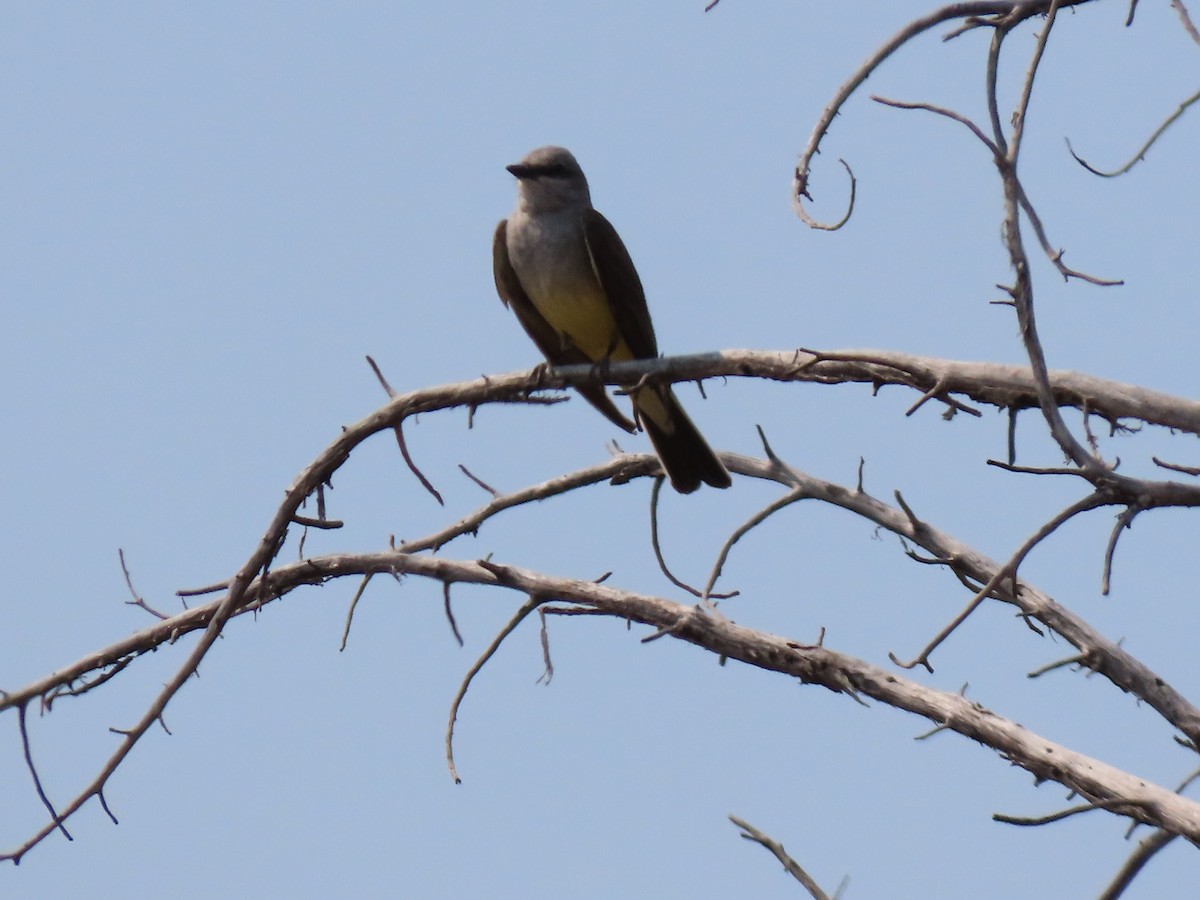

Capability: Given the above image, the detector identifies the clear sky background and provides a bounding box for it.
[2,2,1198,897]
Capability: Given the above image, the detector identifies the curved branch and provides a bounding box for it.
[6,343,1200,858]
[53,545,1186,842]
[702,489,805,603]
[1067,87,1200,178]
[9,449,1199,796]
[188,550,1200,842]
[5,347,1200,716]
[874,93,1123,287]
[792,0,1090,227]
[446,592,544,784]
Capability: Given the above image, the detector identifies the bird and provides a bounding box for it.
[492,145,730,494]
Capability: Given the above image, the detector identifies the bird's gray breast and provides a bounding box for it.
[505,209,598,306]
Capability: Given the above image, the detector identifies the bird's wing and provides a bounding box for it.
[493,220,567,362]
[582,210,659,360]
[493,219,637,433]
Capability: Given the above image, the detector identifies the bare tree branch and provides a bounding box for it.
[1067,87,1200,177]
[792,0,1090,227]
[7,437,1200,859]
[446,592,544,784]
[7,5,1199,893]
[1173,0,1200,44]
[730,815,840,899]
[1099,828,1178,900]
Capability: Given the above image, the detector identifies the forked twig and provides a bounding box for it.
[118,549,168,620]
[891,493,1107,670]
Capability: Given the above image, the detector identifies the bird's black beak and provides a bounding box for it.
[506,163,532,179]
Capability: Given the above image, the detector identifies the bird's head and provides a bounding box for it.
[506,146,592,213]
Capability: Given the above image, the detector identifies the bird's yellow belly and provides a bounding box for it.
[532,287,633,362]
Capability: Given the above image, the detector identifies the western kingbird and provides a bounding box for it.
[493,146,730,494]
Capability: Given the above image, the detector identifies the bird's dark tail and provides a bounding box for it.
[634,386,730,494]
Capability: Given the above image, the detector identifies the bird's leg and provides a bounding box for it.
[587,355,612,388]
[588,336,621,390]
[596,331,632,384]
[529,361,551,389]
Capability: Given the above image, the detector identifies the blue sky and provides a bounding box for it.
[2,2,1198,897]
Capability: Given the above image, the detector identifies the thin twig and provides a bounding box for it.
[1101,505,1142,596]
[535,608,554,685]
[1173,0,1200,43]
[366,354,396,398]
[872,96,1000,154]
[446,595,543,784]
[648,477,704,597]
[1027,652,1091,679]
[1067,87,1200,177]
[290,514,343,530]
[875,93,1120,286]
[394,418,444,506]
[1012,175,1124,286]
[369,354,444,504]
[985,22,1011,152]
[1098,828,1177,900]
[339,573,374,651]
[702,490,805,603]
[459,464,500,497]
[1152,456,1200,476]
[443,581,464,647]
[18,705,71,841]
[994,797,1152,827]
[1008,0,1061,166]
[891,493,1107,670]
[43,658,135,710]
[730,815,836,900]
[792,0,1075,227]
[648,478,737,600]
[118,548,169,619]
